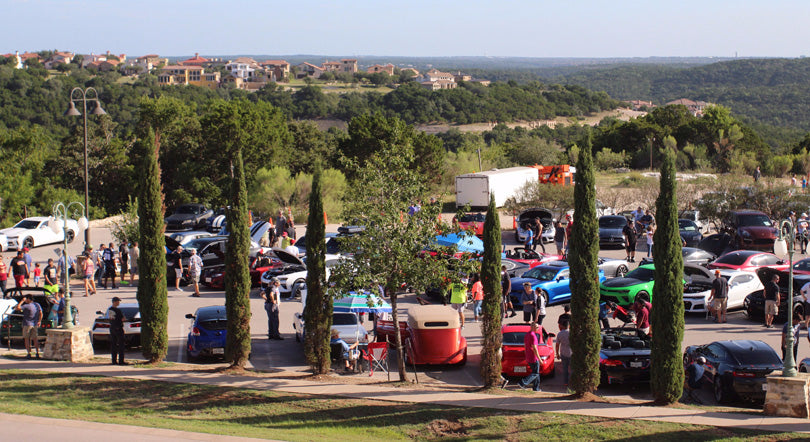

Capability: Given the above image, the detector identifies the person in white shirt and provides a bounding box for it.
[285,239,300,257]
[800,280,810,330]
[188,248,203,297]
[798,213,809,254]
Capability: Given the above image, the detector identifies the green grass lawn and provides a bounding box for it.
[0,371,803,441]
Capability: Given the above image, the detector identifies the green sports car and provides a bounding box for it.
[599,263,713,306]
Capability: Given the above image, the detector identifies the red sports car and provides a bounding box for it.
[453,212,487,237]
[792,257,810,275]
[707,250,788,272]
[501,324,555,378]
[503,248,563,268]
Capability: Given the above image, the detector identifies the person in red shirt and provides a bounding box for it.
[634,297,651,336]
[517,322,542,392]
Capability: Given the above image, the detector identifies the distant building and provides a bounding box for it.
[666,98,709,116]
[1,51,24,69]
[453,72,471,82]
[122,54,165,74]
[628,100,654,111]
[420,79,457,90]
[261,60,290,81]
[296,62,324,79]
[225,57,262,80]
[321,60,342,72]
[43,51,74,69]
[367,63,395,75]
[180,52,209,67]
[340,58,358,73]
[424,68,454,82]
[158,65,220,89]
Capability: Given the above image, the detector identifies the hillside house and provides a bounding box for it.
[180,53,209,66]
[322,61,342,72]
[225,57,262,79]
[367,63,395,75]
[296,62,324,79]
[43,51,74,69]
[158,65,220,89]
[261,60,289,81]
[341,58,358,73]
[666,98,709,116]
[421,79,457,90]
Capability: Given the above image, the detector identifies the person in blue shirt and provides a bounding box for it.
[685,356,706,400]
[331,329,359,371]
[599,301,616,330]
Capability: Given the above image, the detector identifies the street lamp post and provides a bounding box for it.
[49,202,88,330]
[65,87,105,247]
[773,219,798,377]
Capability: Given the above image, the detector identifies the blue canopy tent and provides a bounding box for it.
[434,232,485,254]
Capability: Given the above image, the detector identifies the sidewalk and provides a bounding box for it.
[1,358,808,436]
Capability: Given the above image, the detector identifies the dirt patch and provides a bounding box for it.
[425,418,467,438]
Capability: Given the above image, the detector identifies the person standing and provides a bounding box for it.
[753,166,761,182]
[14,294,42,359]
[622,218,637,262]
[708,270,729,323]
[557,304,571,327]
[764,274,780,328]
[534,287,546,325]
[32,263,41,287]
[800,279,810,331]
[532,218,546,253]
[10,251,28,288]
[645,226,654,258]
[275,210,287,247]
[128,242,139,284]
[262,279,283,340]
[0,257,8,298]
[634,297,651,336]
[449,279,468,328]
[82,250,97,296]
[169,246,184,292]
[501,265,516,318]
[553,221,566,256]
[108,296,128,365]
[286,220,296,241]
[93,244,104,287]
[22,248,33,286]
[470,274,484,322]
[102,242,117,289]
[520,282,536,324]
[799,214,809,254]
[42,258,59,294]
[54,288,66,326]
[57,251,75,286]
[119,242,129,281]
[516,322,542,392]
[782,313,802,363]
[188,248,203,297]
[555,319,572,386]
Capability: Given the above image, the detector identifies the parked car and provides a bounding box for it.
[790,257,810,275]
[598,215,629,248]
[679,210,708,232]
[599,327,651,385]
[0,217,78,250]
[723,210,778,252]
[514,208,555,244]
[500,323,555,378]
[91,302,141,347]
[0,288,77,342]
[743,267,808,322]
[185,305,227,361]
[203,251,281,289]
[0,233,9,252]
[453,212,487,237]
[501,257,531,278]
[683,340,782,403]
[800,357,810,373]
[375,305,467,365]
[707,250,787,272]
[260,251,344,299]
[683,269,764,313]
[206,208,227,233]
[165,203,214,232]
[679,219,703,247]
[641,247,716,266]
[293,311,368,344]
[510,261,606,306]
[698,233,734,257]
[168,230,215,245]
[600,263,714,306]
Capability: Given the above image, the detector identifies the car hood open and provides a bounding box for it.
[517,208,554,222]
[272,247,304,266]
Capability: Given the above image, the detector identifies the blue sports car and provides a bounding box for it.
[509,261,606,307]
[186,305,227,361]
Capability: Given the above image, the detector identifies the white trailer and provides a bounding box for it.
[455,167,538,208]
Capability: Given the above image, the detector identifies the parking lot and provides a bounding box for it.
[3,221,807,406]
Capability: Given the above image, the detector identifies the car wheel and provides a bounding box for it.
[615,265,629,278]
[800,364,807,373]
[186,351,197,363]
[66,230,75,243]
[22,237,34,250]
[636,291,650,303]
[714,376,729,403]
[292,280,305,299]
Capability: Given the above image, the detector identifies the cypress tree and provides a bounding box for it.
[651,143,685,404]
[304,166,332,374]
[224,150,252,367]
[568,135,601,396]
[135,128,168,363]
[480,193,503,387]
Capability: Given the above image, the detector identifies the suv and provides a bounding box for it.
[165,204,214,232]
[723,210,778,251]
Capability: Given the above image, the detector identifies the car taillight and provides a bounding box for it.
[1,323,9,329]
[601,359,623,367]
[131,322,141,328]
[191,327,200,337]
[733,371,756,377]
[94,323,110,329]
[42,323,51,329]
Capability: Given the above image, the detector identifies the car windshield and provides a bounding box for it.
[176,206,199,214]
[184,237,218,250]
[625,267,655,282]
[13,220,40,229]
[679,220,697,231]
[503,331,546,346]
[738,214,772,227]
[729,347,782,365]
[459,213,486,223]
[794,260,810,272]
[523,267,559,281]
[715,253,749,265]
[332,314,358,326]
[599,217,626,228]
[115,306,140,318]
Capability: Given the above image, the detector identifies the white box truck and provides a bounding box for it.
[455,167,538,208]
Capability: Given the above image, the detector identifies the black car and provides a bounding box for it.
[599,327,651,385]
[502,258,530,278]
[598,215,629,248]
[684,340,782,403]
[640,247,716,266]
[743,267,808,322]
[165,204,214,232]
[165,235,228,286]
[698,233,734,257]
[800,357,810,373]
[679,219,703,247]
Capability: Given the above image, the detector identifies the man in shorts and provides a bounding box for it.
[14,294,42,359]
[188,248,203,297]
[169,246,185,292]
[449,279,468,328]
[622,218,637,262]
[10,251,28,288]
[520,282,537,324]
[764,273,780,328]
[708,270,729,323]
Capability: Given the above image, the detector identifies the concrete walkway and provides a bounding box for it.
[1,358,808,437]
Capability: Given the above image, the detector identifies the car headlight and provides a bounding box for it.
[741,230,751,237]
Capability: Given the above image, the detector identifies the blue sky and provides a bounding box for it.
[3,0,809,58]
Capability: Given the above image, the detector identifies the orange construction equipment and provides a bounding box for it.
[531,164,574,186]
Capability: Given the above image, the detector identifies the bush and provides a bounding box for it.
[617,172,654,187]
[594,148,626,170]
[770,155,793,177]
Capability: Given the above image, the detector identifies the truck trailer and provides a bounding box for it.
[455,167,538,208]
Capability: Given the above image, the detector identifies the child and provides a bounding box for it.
[33,263,42,287]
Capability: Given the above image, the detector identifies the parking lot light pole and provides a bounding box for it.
[65,87,106,248]
[774,219,798,377]
[49,202,88,330]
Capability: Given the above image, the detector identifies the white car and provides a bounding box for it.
[260,250,345,298]
[293,311,368,344]
[91,302,141,346]
[683,269,764,313]
[1,216,79,250]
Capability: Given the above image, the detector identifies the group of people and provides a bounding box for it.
[81,242,139,297]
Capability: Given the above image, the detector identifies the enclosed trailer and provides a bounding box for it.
[455,167,538,208]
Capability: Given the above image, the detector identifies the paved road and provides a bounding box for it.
[5,222,809,406]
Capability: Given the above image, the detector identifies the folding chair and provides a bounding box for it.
[363,341,390,380]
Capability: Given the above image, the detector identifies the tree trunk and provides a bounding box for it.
[389,289,408,382]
